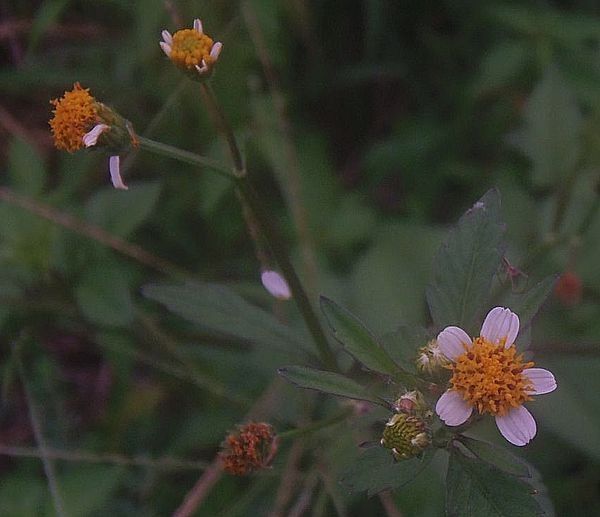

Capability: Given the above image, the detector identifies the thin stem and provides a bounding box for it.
[13,338,67,517]
[137,135,235,179]
[198,82,245,174]
[236,177,336,369]
[277,408,351,441]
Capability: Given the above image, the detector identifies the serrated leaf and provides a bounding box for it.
[446,447,545,517]
[278,366,383,405]
[426,189,504,333]
[142,282,312,357]
[8,137,46,196]
[340,446,435,496]
[320,296,399,376]
[457,436,531,478]
[509,66,582,187]
[85,181,161,238]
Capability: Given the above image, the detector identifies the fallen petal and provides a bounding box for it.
[261,270,291,300]
[109,155,128,190]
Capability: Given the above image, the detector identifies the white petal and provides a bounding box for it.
[480,307,519,347]
[210,42,223,61]
[435,390,473,426]
[437,326,472,361]
[82,124,109,147]
[495,406,536,446]
[109,156,128,190]
[195,61,209,74]
[159,41,172,57]
[261,270,291,300]
[523,368,557,395]
[161,30,172,45]
[193,18,203,34]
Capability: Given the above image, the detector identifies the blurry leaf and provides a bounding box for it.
[278,365,382,405]
[340,446,435,496]
[381,325,430,374]
[457,436,531,478]
[0,474,45,517]
[509,66,582,187]
[325,194,377,249]
[44,465,124,517]
[320,296,400,376]
[142,282,312,356]
[501,276,557,337]
[75,262,134,327]
[351,223,442,331]
[474,43,529,95]
[85,181,161,238]
[426,189,504,333]
[446,447,545,517]
[27,0,71,54]
[8,138,46,196]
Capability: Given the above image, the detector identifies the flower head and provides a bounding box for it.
[416,338,450,376]
[160,18,222,79]
[220,422,278,476]
[49,83,136,190]
[380,412,431,460]
[435,307,557,446]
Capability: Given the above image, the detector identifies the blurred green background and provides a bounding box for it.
[1,0,600,515]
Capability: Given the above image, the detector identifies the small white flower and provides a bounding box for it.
[261,270,291,300]
[435,307,556,446]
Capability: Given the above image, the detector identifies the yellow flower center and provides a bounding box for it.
[169,28,215,69]
[49,83,99,153]
[450,337,534,416]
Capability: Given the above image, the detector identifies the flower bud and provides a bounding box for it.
[380,413,431,460]
[392,390,431,419]
[416,339,450,376]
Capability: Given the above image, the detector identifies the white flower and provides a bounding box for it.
[261,270,291,300]
[435,307,556,446]
[82,124,128,190]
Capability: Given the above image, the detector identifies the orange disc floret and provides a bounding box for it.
[169,29,215,70]
[450,337,534,417]
[49,83,98,152]
[220,422,277,476]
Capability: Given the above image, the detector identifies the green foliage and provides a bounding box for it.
[446,445,548,517]
[278,365,383,405]
[426,189,505,333]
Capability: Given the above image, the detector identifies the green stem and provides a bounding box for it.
[137,136,235,179]
[198,82,245,175]
[278,408,352,440]
[236,177,337,369]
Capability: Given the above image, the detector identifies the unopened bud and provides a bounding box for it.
[380,413,431,460]
[416,339,450,376]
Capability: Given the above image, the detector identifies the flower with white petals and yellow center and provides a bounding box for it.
[435,307,557,446]
[49,83,133,190]
[160,18,222,78]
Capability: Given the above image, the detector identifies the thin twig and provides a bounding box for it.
[379,491,403,517]
[0,444,209,471]
[0,187,190,279]
[13,340,67,517]
[268,440,304,517]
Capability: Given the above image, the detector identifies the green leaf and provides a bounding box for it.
[85,181,161,238]
[142,282,312,356]
[278,365,383,405]
[446,447,545,517]
[381,325,431,374]
[457,436,531,478]
[474,42,529,95]
[340,446,435,496]
[27,0,71,54]
[75,263,134,327]
[509,65,582,187]
[8,137,46,196]
[500,275,557,333]
[426,189,504,333]
[320,296,399,376]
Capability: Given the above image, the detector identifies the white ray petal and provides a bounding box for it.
[161,30,172,45]
[193,18,203,34]
[523,368,557,395]
[82,124,109,147]
[436,390,473,426]
[261,270,291,300]
[159,41,172,57]
[437,326,472,361]
[109,156,128,190]
[480,307,519,347]
[495,406,536,446]
[210,42,223,61]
